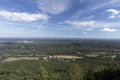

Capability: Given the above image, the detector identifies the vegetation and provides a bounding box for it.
[0,39,120,80]
[0,60,119,80]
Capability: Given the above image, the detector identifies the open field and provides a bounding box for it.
[50,55,82,59]
[3,57,39,62]
[85,53,99,57]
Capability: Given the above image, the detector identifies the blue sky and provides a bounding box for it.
[0,0,120,38]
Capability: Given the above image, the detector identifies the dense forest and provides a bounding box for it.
[0,60,120,80]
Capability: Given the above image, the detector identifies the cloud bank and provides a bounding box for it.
[37,0,71,15]
[65,20,95,27]
[0,10,49,22]
[101,28,117,32]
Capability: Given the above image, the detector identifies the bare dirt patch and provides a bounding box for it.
[3,57,39,62]
[50,55,82,59]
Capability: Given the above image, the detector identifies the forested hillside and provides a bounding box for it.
[0,60,119,80]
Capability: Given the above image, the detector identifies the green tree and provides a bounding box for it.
[67,63,83,80]
[39,67,49,80]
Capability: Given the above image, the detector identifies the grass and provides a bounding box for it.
[86,53,99,57]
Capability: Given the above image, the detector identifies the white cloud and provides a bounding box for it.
[107,9,119,15]
[65,20,120,28]
[91,0,120,11]
[86,28,93,31]
[106,9,120,19]
[108,15,115,19]
[101,28,117,32]
[91,21,120,28]
[0,10,49,22]
[65,20,95,27]
[37,0,71,15]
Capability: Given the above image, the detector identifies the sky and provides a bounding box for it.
[0,0,120,38]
